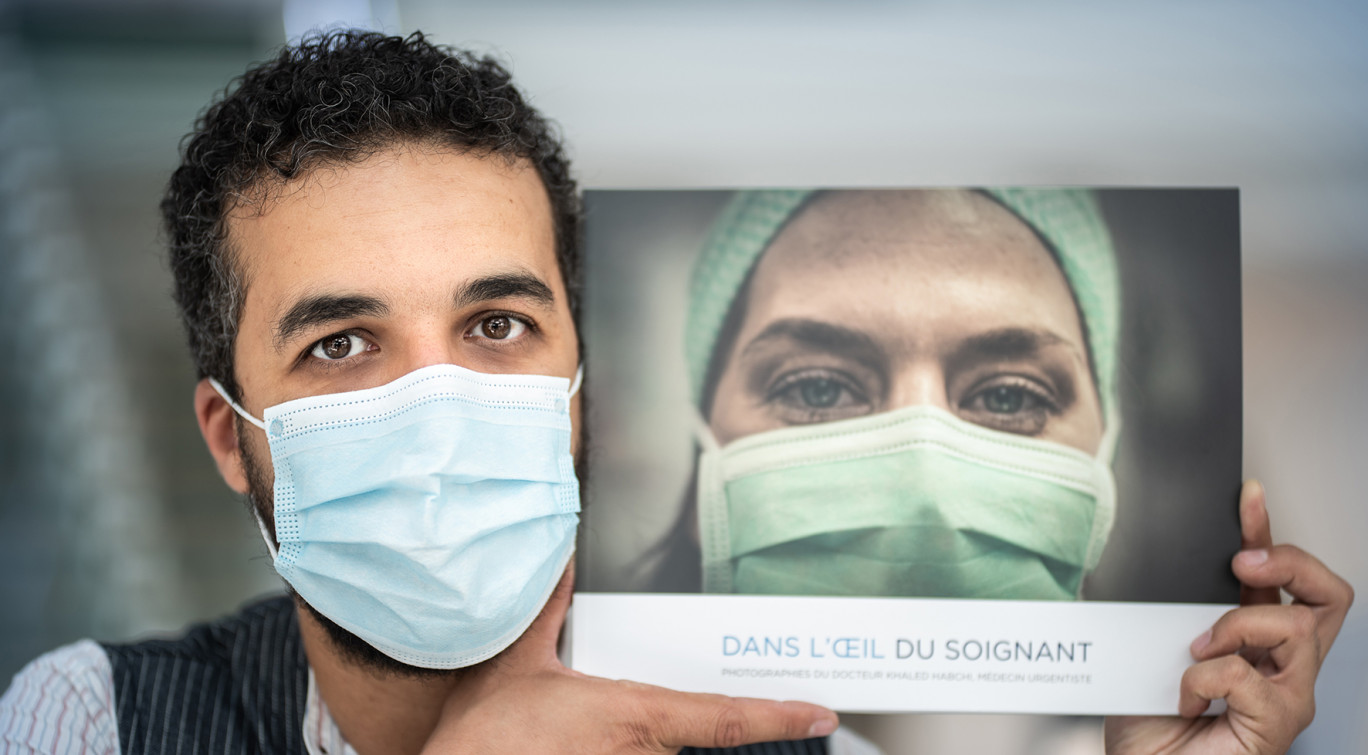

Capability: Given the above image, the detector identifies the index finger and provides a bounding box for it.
[1232,544,1355,664]
[630,683,837,750]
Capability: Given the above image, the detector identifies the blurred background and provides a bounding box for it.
[0,0,1362,752]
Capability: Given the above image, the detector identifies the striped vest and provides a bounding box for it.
[101,596,307,754]
[100,597,827,754]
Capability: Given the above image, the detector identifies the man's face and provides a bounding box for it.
[227,145,579,433]
[197,143,579,670]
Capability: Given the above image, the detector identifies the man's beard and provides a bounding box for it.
[237,419,469,681]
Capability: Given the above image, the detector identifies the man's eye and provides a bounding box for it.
[310,333,369,361]
[470,315,528,341]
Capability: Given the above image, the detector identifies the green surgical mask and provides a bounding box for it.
[697,405,1117,600]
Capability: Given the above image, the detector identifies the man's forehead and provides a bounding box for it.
[224,145,548,230]
[222,145,557,304]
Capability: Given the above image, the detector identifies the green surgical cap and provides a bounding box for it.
[684,188,1121,427]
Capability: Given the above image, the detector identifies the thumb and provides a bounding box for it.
[495,560,576,672]
[1238,480,1280,607]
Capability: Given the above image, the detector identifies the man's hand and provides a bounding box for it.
[1105,480,1354,754]
[420,564,838,754]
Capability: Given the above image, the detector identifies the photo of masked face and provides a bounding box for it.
[577,188,1241,605]
[688,189,1117,599]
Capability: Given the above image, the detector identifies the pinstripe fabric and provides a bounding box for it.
[100,596,307,755]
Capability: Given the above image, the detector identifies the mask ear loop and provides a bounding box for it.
[1096,407,1123,465]
[568,365,584,399]
[691,409,721,454]
[206,380,278,561]
[208,378,266,431]
[692,410,732,592]
[1081,406,1123,587]
[251,507,279,562]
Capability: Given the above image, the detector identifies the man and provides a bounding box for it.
[0,31,835,755]
[0,30,1351,755]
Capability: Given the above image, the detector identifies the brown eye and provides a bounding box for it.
[310,333,368,361]
[471,314,527,341]
[483,316,511,339]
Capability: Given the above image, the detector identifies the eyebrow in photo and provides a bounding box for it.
[741,318,886,367]
[948,327,1079,365]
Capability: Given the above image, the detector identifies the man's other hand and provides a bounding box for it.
[1105,480,1354,754]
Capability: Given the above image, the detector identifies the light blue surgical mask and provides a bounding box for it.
[212,363,582,669]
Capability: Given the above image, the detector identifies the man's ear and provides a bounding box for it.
[194,378,250,494]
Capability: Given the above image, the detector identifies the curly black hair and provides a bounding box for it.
[162,30,581,401]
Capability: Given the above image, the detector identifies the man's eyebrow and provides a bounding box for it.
[274,294,389,351]
[453,272,556,310]
[740,318,884,365]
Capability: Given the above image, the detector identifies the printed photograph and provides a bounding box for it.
[577,188,1242,604]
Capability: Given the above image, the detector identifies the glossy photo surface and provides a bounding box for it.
[577,188,1242,604]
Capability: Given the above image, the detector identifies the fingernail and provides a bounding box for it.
[1190,628,1212,656]
[807,717,838,738]
[1236,549,1269,567]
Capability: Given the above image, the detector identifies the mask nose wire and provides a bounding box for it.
[213,366,583,428]
[208,378,267,431]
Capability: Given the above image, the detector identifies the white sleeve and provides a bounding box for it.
[0,640,119,755]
